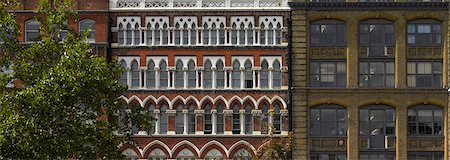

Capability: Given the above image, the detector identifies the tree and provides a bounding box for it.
[255,127,292,160]
[0,0,152,159]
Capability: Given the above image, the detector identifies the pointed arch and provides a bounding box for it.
[185,95,200,109]
[171,140,200,158]
[142,140,172,158]
[228,140,256,158]
[142,95,158,109]
[200,140,229,158]
[213,95,228,108]
[156,95,171,109]
[127,95,144,108]
[242,96,257,109]
[271,96,287,109]
[228,96,243,109]
[200,96,215,109]
[256,96,271,109]
[171,95,186,109]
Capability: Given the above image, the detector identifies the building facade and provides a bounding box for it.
[111,0,290,159]
[290,1,449,160]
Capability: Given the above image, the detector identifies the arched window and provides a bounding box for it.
[231,23,238,44]
[190,23,197,45]
[148,104,156,134]
[204,104,212,134]
[205,149,224,160]
[310,19,346,46]
[154,23,161,45]
[359,105,395,149]
[359,19,395,57]
[118,23,124,45]
[183,23,189,45]
[187,60,196,88]
[273,60,282,88]
[25,19,40,42]
[126,24,133,45]
[217,104,225,134]
[204,60,212,88]
[119,60,128,86]
[247,23,253,44]
[260,103,269,134]
[211,23,218,45]
[160,104,168,134]
[79,19,95,43]
[273,103,281,134]
[146,22,153,45]
[130,60,140,88]
[310,105,347,136]
[175,23,181,45]
[232,104,241,134]
[219,23,225,45]
[121,148,139,160]
[276,23,282,45]
[176,148,195,160]
[203,23,210,45]
[233,149,252,160]
[244,104,253,134]
[268,23,274,45]
[159,60,169,89]
[244,60,253,88]
[259,23,266,45]
[216,60,225,88]
[408,105,443,135]
[134,23,140,45]
[175,60,184,88]
[260,60,269,88]
[175,104,184,134]
[188,104,196,134]
[148,148,168,160]
[162,23,169,45]
[232,60,241,88]
[147,60,156,88]
[239,23,245,45]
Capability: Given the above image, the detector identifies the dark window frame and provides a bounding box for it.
[310,105,347,137]
[358,60,395,88]
[408,105,444,136]
[309,60,346,88]
[407,60,442,88]
[310,20,346,47]
[407,20,442,46]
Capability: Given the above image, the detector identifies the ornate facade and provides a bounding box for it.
[111,0,290,159]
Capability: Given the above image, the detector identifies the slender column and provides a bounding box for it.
[347,104,359,159]
[252,68,256,89]
[240,66,245,89]
[252,27,256,45]
[212,67,217,89]
[244,29,248,45]
[155,66,160,89]
[272,29,276,45]
[131,29,135,45]
[265,29,268,45]
[142,67,147,89]
[347,19,359,88]
[151,29,155,45]
[212,109,217,135]
[183,109,188,135]
[154,109,160,135]
[159,29,163,45]
[143,28,148,45]
[268,108,274,134]
[183,66,188,89]
[252,110,262,135]
[239,109,245,135]
[223,110,233,135]
[123,30,127,45]
[396,105,407,160]
[269,66,274,89]
[195,110,205,135]
[126,67,131,88]
[166,109,176,135]
[395,18,407,88]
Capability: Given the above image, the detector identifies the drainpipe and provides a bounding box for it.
[287,12,293,160]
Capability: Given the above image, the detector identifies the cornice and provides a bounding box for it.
[289,2,448,11]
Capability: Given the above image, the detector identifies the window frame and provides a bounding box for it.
[408,105,444,136]
[358,60,395,88]
[310,20,346,47]
[407,60,442,88]
[309,60,346,88]
[310,105,347,137]
[407,20,442,46]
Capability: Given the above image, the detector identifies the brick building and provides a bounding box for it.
[110,0,290,159]
[290,1,449,160]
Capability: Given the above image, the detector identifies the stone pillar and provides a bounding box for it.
[347,18,359,88]
[252,110,262,135]
[212,109,217,134]
[396,105,407,160]
[183,109,188,135]
[268,108,274,134]
[154,109,160,135]
[269,66,274,89]
[240,66,245,89]
[239,109,245,135]
[347,104,359,160]
[212,67,217,89]
[155,66,160,89]
[166,109,176,135]
[141,67,147,89]
[195,110,204,135]
[223,109,233,135]
[183,66,188,89]
[395,18,407,88]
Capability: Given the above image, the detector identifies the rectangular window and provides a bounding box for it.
[408,21,442,46]
[407,61,442,88]
[310,21,346,46]
[188,113,195,134]
[204,113,212,134]
[310,61,346,87]
[359,61,395,87]
[232,113,240,134]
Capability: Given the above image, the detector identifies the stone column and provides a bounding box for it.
[154,109,160,135]
[347,18,359,88]
[212,67,217,89]
[155,66,160,89]
[347,104,359,160]
[166,109,176,135]
[141,67,147,89]
[396,105,407,160]
[212,109,217,134]
[126,67,131,89]
[183,66,188,89]
[252,110,262,135]
[183,109,188,135]
[268,108,274,134]
[239,109,245,135]
[195,110,204,135]
[269,66,274,89]
[395,18,407,88]
[240,66,245,89]
[223,109,233,135]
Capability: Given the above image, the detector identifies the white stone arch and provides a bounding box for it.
[171,95,187,109]
[171,140,200,158]
[259,56,282,68]
[230,16,254,29]
[213,95,229,107]
[271,96,287,109]
[185,95,200,109]
[142,140,172,158]
[118,56,140,68]
[142,95,158,107]
[174,56,197,68]
[256,96,271,109]
[242,95,257,109]
[228,95,243,109]
[255,140,270,154]
[228,140,257,157]
[156,95,172,109]
[231,56,254,68]
[199,140,229,158]
[202,16,226,29]
[127,95,144,107]
[174,16,198,29]
[200,96,215,108]
[117,141,144,158]
[118,16,141,30]
[145,16,169,29]
[146,56,168,70]
[259,16,283,29]
[203,56,225,69]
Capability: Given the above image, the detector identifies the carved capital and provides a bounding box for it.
[182,109,189,114]
[223,110,233,115]
[280,109,289,116]
[166,109,176,115]
[251,110,262,116]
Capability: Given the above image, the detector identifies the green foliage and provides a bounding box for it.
[255,128,292,160]
[0,0,153,159]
